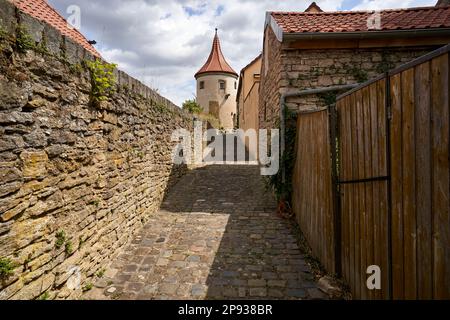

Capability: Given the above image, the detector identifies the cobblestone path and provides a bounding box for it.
[87,165,327,300]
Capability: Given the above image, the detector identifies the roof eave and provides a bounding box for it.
[282,28,450,41]
[195,71,239,79]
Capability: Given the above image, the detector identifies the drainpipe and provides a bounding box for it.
[279,84,360,186]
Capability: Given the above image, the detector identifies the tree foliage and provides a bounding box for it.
[182,99,203,114]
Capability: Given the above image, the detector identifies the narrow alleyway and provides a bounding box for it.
[87,165,327,300]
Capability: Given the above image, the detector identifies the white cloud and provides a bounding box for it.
[48,0,437,106]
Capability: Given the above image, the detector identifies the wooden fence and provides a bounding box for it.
[292,110,335,274]
[292,44,450,299]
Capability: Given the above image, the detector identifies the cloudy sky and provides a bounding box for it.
[48,0,436,106]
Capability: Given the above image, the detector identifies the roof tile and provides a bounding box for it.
[195,30,237,78]
[271,6,450,34]
[9,0,99,56]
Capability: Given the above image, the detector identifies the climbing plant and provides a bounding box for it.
[318,91,337,107]
[85,59,117,105]
[265,106,297,206]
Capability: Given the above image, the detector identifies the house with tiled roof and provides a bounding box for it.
[8,0,99,56]
[259,2,450,130]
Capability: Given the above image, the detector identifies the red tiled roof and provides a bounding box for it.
[271,5,450,34]
[195,30,237,78]
[9,0,100,56]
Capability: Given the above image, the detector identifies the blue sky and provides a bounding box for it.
[48,0,437,105]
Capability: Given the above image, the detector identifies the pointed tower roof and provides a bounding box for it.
[195,29,238,79]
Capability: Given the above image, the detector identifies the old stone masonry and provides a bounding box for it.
[85,165,328,300]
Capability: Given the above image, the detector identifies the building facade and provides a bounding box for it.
[236,54,261,159]
[237,54,261,132]
[195,30,238,129]
[259,3,450,130]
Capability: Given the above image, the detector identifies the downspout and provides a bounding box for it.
[279,84,360,186]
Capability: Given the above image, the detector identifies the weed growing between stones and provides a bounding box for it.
[96,268,106,278]
[38,292,50,300]
[15,25,34,53]
[86,59,117,106]
[65,241,73,255]
[0,25,6,40]
[0,258,16,279]
[82,283,93,292]
[55,230,66,249]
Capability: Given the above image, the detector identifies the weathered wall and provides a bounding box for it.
[259,27,282,131]
[196,73,238,130]
[238,56,261,132]
[259,27,440,130]
[0,0,193,300]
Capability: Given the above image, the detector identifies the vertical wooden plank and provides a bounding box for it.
[414,61,433,299]
[369,82,380,300]
[356,90,365,299]
[377,78,390,299]
[347,96,356,296]
[340,97,350,285]
[361,86,372,299]
[312,113,318,261]
[316,112,323,267]
[401,68,417,300]
[431,54,450,299]
[325,111,334,272]
[390,72,404,299]
[359,89,368,299]
[349,94,361,299]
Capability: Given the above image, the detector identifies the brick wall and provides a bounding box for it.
[0,0,193,300]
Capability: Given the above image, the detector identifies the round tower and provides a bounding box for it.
[195,29,238,129]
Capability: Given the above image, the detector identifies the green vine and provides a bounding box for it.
[86,59,117,105]
[265,107,297,204]
[376,51,395,74]
[350,67,368,83]
[318,91,337,106]
[0,25,6,41]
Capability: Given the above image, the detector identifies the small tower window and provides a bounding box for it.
[219,80,226,90]
[199,81,205,89]
[234,81,237,89]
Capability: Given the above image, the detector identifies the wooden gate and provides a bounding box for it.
[335,44,450,299]
[336,78,390,300]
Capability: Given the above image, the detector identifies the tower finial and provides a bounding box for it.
[215,28,218,34]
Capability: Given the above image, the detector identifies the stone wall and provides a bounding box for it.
[259,27,282,131]
[0,0,193,299]
[259,27,439,130]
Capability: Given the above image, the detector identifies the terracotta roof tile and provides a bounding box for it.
[9,0,100,56]
[271,6,450,34]
[195,30,237,78]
